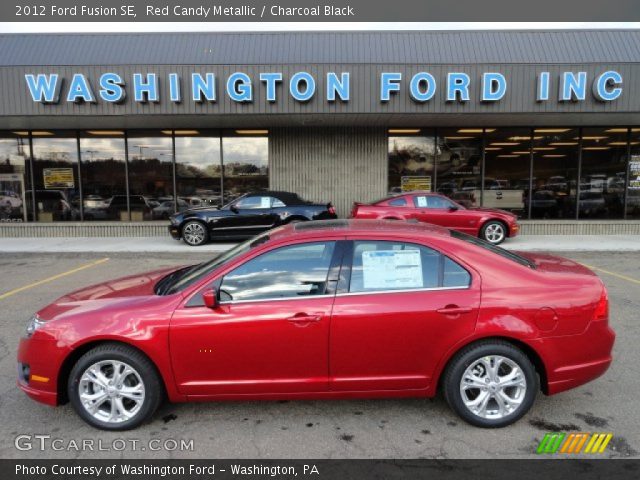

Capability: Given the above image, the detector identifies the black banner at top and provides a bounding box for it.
[4,0,640,22]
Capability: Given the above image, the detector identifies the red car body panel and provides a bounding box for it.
[18,220,613,409]
[351,192,520,238]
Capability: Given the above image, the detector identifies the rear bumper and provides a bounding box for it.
[535,320,615,395]
[168,225,181,240]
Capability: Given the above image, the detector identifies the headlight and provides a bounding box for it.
[25,315,45,337]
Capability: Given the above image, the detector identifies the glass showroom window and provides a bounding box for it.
[174,130,222,210]
[127,131,173,221]
[483,128,531,217]
[531,128,580,219]
[580,128,628,219]
[388,130,436,195]
[0,131,30,222]
[30,131,79,222]
[222,131,268,204]
[436,128,483,207]
[627,129,640,219]
[79,131,127,221]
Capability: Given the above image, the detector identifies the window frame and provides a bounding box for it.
[336,239,472,296]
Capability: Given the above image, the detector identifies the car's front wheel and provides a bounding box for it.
[67,343,163,430]
[480,220,507,245]
[182,220,208,246]
[443,341,538,428]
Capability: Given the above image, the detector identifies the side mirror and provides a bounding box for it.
[230,205,239,214]
[202,288,218,309]
[449,205,459,212]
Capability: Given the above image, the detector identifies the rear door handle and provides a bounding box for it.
[287,313,322,324]
[437,305,472,315]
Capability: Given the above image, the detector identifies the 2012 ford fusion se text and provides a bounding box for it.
[17,220,614,430]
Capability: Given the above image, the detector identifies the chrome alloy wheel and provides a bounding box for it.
[459,355,527,420]
[78,360,145,424]
[484,223,505,244]
[183,222,206,245]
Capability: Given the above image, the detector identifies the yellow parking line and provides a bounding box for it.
[0,258,109,300]
[581,263,640,286]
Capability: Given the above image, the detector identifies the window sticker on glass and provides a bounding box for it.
[260,197,271,208]
[416,196,428,207]
[362,250,423,290]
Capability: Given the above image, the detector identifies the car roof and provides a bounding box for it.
[268,219,451,242]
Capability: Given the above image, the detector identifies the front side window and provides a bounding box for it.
[348,241,470,293]
[220,242,336,302]
[234,196,273,209]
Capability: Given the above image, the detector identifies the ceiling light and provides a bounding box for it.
[235,130,269,135]
[444,136,474,140]
[484,147,502,151]
[162,130,201,135]
[533,147,556,151]
[604,128,640,133]
[549,142,578,146]
[583,146,611,150]
[511,151,531,154]
[510,136,542,141]
[534,128,571,133]
[490,142,519,146]
[86,130,124,136]
[543,154,567,158]
[389,129,421,134]
[497,154,520,158]
[608,142,630,146]
[458,128,495,133]
[579,136,608,141]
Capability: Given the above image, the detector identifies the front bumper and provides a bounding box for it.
[509,222,520,237]
[168,225,181,240]
[17,335,65,407]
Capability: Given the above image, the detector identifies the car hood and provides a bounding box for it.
[515,252,597,276]
[37,266,184,320]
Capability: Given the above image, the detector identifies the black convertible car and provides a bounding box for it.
[169,191,338,246]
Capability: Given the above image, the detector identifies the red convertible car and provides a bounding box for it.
[18,220,613,430]
[351,192,519,245]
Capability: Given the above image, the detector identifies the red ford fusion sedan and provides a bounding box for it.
[351,192,520,245]
[18,220,613,430]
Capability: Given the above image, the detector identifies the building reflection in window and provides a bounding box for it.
[627,129,640,219]
[127,131,173,221]
[580,128,628,219]
[388,130,435,195]
[531,128,579,219]
[436,128,483,207]
[30,131,79,222]
[0,132,30,221]
[483,128,530,217]
[80,132,127,221]
[174,130,223,210]
[222,132,268,204]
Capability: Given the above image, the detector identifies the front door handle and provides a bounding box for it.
[287,312,322,325]
[437,305,472,315]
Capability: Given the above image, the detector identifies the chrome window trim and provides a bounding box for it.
[337,285,471,297]
[219,293,334,305]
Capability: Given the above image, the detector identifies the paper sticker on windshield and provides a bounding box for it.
[362,249,423,290]
[416,196,428,207]
[260,197,271,208]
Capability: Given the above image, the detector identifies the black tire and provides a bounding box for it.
[480,220,507,245]
[181,220,209,246]
[67,343,163,431]
[443,341,538,428]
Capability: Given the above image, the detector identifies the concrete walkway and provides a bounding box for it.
[0,235,638,253]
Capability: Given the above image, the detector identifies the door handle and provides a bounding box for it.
[287,313,322,324]
[437,305,472,315]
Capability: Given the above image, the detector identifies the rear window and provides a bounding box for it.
[450,230,535,269]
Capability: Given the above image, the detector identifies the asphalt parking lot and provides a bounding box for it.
[0,251,638,459]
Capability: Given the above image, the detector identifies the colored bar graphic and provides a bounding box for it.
[537,432,613,454]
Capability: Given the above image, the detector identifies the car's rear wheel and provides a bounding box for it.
[480,220,507,245]
[182,221,208,246]
[443,341,538,428]
[68,343,162,430]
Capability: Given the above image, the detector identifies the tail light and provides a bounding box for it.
[328,203,336,216]
[593,288,609,322]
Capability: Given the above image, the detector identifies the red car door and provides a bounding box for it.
[329,238,480,392]
[412,195,477,235]
[169,241,342,396]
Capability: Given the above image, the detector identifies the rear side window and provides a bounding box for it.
[450,230,535,269]
[348,241,470,293]
[388,197,407,206]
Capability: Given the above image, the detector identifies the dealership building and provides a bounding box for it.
[1,30,640,236]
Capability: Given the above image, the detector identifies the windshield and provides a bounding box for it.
[157,233,271,295]
[450,230,535,269]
